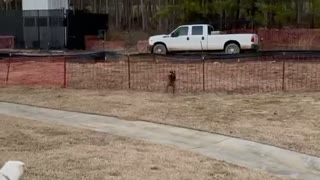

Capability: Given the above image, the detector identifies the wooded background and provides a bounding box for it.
[1,0,320,32]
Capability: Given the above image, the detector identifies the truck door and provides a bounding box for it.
[166,26,190,51]
[207,25,223,50]
[188,25,207,51]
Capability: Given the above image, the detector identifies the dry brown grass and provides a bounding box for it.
[0,87,319,158]
[0,115,282,180]
[0,60,8,85]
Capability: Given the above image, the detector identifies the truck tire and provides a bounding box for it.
[225,43,240,54]
[153,44,167,55]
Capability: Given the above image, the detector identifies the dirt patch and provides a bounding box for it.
[0,87,319,158]
[7,58,65,87]
[0,115,282,180]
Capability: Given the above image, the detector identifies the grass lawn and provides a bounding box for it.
[0,115,282,180]
[0,87,319,158]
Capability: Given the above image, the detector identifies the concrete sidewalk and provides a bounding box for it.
[0,102,319,180]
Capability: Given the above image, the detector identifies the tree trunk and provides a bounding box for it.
[124,0,130,29]
[296,0,303,27]
[15,0,18,10]
[310,0,315,28]
[172,0,176,30]
[5,1,8,10]
[80,0,84,10]
[93,0,97,13]
[140,0,146,31]
[158,0,161,31]
[99,0,102,13]
[234,0,241,29]
[105,0,109,14]
[0,0,3,10]
[236,0,240,20]
[115,0,119,28]
[165,0,169,32]
[251,0,257,18]
[219,0,223,30]
[128,0,132,30]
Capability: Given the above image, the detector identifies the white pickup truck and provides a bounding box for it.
[148,24,259,55]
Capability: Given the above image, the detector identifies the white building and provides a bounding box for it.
[22,0,68,10]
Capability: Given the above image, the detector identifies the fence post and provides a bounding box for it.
[153,53,156,62]
[63,57,67,88]
[5,54,11,85]
[282,54,286,91]
[202,56,205,91]
[127,55,131,89]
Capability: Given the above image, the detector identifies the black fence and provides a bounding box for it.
[0,10,24,48]
[67,10,109,50]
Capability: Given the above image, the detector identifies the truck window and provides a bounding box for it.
[172,27,189,37]
[208,26,214,35]
[192,26,203,35]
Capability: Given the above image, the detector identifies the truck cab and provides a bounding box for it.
[148,24,259,55]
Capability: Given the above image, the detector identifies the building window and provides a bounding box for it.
[49,17,64,27]
[38,17,48,27]
[24,17,35,27]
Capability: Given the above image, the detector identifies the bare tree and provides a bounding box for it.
[140,0,146,30]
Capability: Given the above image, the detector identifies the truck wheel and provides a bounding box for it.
[225,43,240,54]
[153,44,167,55]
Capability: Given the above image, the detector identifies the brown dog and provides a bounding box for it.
[167,71,176,94]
